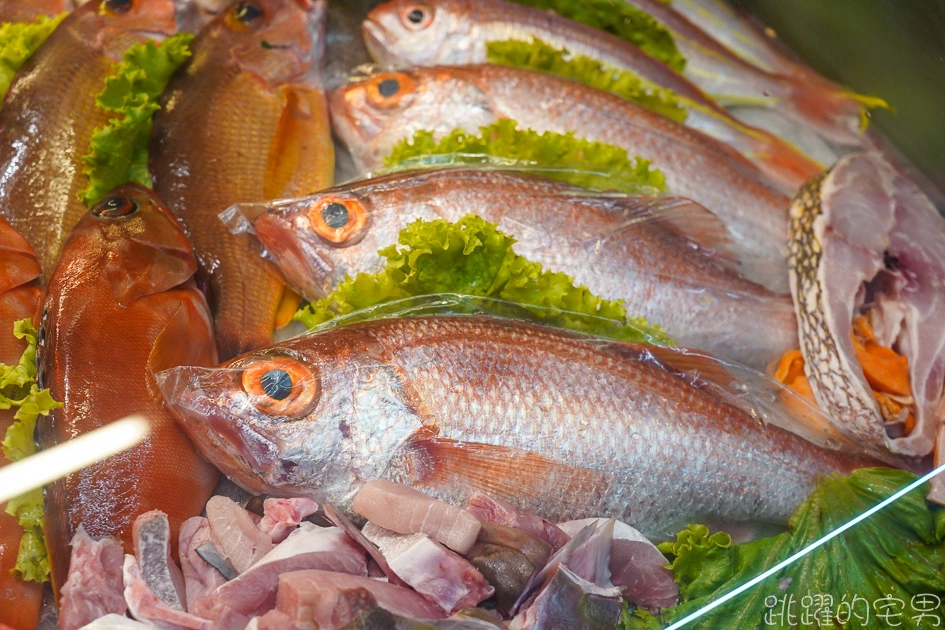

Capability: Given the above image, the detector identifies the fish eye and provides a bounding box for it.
[400,3,434,30]
[307,197,367,246]
[101,0,134,14]
[241,356,318,418]
[92,196,139,220]
[365,72,417,108]
[232,1,265,25]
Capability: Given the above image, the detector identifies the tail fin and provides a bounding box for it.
[782,77,889,147]
[748,132,826,194]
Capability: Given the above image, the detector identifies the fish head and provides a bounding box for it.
[363,0,477,67]
[67,184,197,305]
[85,0,178,37]
[157,330,425,500]
[205,0,327,84]
[329,67,497,171]
[253,176,444,301]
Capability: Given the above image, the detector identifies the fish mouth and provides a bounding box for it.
[253,210,336,301]
[361,19,403,67]
[156,366,286,496]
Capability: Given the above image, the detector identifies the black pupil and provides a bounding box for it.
[236,2,264,23]
[105,0,133,12]
[378,78,400,98]
[261,369,293,400]
[95,196,138,219]
[322,203,350,229]
[407,8,425,23]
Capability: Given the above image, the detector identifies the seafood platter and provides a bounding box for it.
[0,0,944,628]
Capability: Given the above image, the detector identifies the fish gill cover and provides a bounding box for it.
[1,320,62,583]
[487,39,688,124]
[623,468,945,629]
[0,13,65,99]
[80,32,194,207]
[294,214,674,345]
[385,119,667,194]
[508,0,686,72]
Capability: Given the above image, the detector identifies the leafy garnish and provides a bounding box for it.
[385,119,667,195]
[507,0,685,72]
[295,215,673,345]
[623,468,945,629]
[0,13,65,100]
[487,39,687,123]
[1,319,62,583]
[80,32,194,207]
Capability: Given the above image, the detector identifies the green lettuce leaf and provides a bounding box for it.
[507,0,685,72]
[295,215,673,345]
[80,32,194,207]
[1,319,62,583]
[0,13,65,100]
[487,39,687,123]
[623,468,945,629]
[385,119,667,195]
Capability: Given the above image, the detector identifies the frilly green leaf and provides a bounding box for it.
[295,215,672,345]
[80,32,194,207]
[385,119,666,195]
[487,38,687,123]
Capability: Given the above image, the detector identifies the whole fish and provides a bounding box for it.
[158,315,877,537]
[253,168,797,368]
[329,64,792,290]
[0,0,72,23]
[0,0,177,281]
[787,153,945,494]
[363,0,824,191]
[37,184,220,596]
[0,216,43,630]
[151,0,335,360]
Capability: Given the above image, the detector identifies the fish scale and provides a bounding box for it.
[161,315,878,538]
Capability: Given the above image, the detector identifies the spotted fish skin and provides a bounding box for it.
[159,315,878,539]
[787,153,945,461]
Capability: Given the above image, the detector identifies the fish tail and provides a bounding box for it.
[782,78,889,147]
[745,131,827,192]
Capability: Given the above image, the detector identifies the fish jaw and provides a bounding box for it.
[363,0,479,68]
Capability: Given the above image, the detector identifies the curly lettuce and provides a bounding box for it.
[1,319,62,583]
[385,119,666,195]
[295,215,673,345]
[508,0,685,72]
[80,32,193,207]
[487,39,687,123]
[623,468,945,629]
[0,13,65,100]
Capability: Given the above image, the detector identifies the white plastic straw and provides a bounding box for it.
[0,415,151,504]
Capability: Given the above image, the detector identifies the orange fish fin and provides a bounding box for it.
[0,219,40,294]
[265,85,334,200]
[633,345,739,396]
[147,289,218,384]
[274,286,302,329]
[406,438,613,506]
[626,197,738,264]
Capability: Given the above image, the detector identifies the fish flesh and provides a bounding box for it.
[252,167,798,367]
[787,153,945,470]
[0,216,43,630]
[328,64,792,290]
[158,315,877,537]
[151,0,335,360]
[363,0,823,191]
[37,184,220,597]
[0,0,177,281]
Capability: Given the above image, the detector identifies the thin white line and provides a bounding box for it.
[0,416,151,504]
[664,462,945,630]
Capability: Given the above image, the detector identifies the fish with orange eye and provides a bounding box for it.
[0,216,43,630]
[0,0,178,282]
[37,184,220,600]
[151,0,334,361]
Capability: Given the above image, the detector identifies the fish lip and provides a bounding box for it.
[155,366,283,494]
[361,19,401,66]
[253,210,334,301]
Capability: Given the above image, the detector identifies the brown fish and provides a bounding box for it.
[253,167,797,368]
[329,64,792,290]
[0,0,177,281]
[151,0,335,360]
[0,216,43,630]
[159,315,878,538]
[37,184,219,597]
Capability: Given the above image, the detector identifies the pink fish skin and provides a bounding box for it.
[158,315,881,538]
